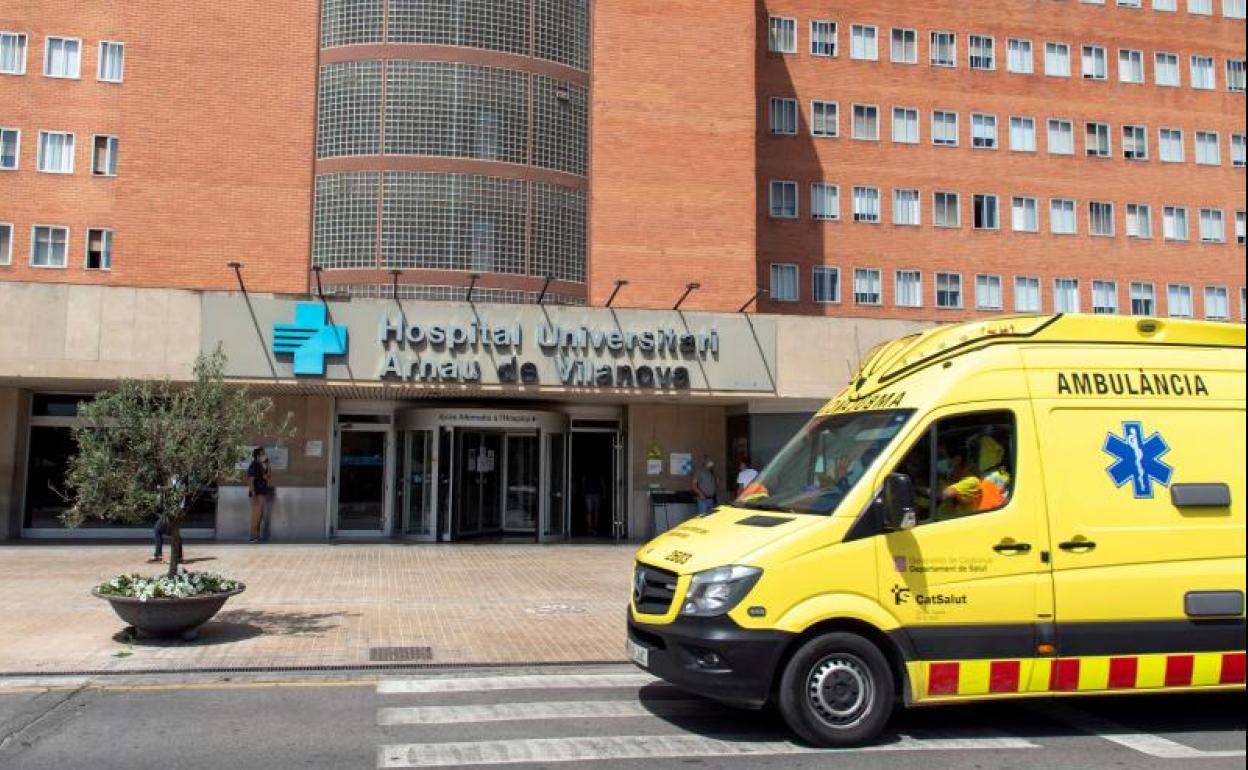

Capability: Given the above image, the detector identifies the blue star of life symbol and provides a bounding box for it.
[272,302,348,376]
[1102,421,1173,499]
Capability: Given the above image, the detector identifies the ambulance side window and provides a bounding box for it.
[892,410,1016,526]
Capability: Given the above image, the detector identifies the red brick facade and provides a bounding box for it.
[2,1,1244,319]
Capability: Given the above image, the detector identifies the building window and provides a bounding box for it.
[43,36,80,78]
[976,274,1003,310]
[0,222,11,265]
[1199,208,1225,242]
[1230,133,1245,167]
[1009,116,1036,152]
[812,266,840,303]
[973,194,1000,229]
[1130,282,1156,315]
[1190,55,1215,89]
[935,272,963,308]
[31,225,69,267]
[891,28,917,64]
[1089,201,1115,236]
[1082,45,1108,80]
[1159,128,1185,162]
[892,107,919,143]
[85,228,113,269]
[769,180,798,218]
[97,41,124,82]
[1121,125,1147,160]
[811,21,837,57]
[1047,119,1074,155]
[1085,122,1112,158]
[853,268,882,305]
[1118,49,1144,83]
[1195,131,1221,165]
[811,183,840,221]
[811,101,838,137]
[1237,210,1247,245]
[932,110,958,146]
[852,104,879,140]
[1189,0,1214,13]
[769,98,797,135]
[853,186,881,222]
[1054,278,1081,313]
[968,35,995,70]
[1126,203,1152,238]
[895,270,923,307]
[1051,198,1077,234]
[1007,38,1033,74]
[1015,276,1042,312]
[930,31,956,67]
[1155,0,1179,10]
[850,24,878,61]
[893,188,920,225]
[1226,0,1248,19]
[971,113,998,149]
[768,17,797,54]
[1045,42,1071,77]
[1012,196,1039,232]
[1164,206,1190,240]
[1119,0,1143,6]
[36,130,74,173]
[934,191,961,227]
[1205,286,1230,320]
[92,135,118,176]
[770,263,798,302]
[1167,284,1193,317]
[1092,280,1119,314]
[0,31,27,75]
[1226,59,1245,92]
[1154,52,1181,86]
[0,127,18,170]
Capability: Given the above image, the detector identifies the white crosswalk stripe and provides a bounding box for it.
[377,672,658,695]
[377,733,1040,768]
[379,698,708,725]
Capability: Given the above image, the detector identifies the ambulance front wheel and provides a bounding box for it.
[777,632,895,748]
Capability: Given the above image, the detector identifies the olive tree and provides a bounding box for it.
[63,348,289,576]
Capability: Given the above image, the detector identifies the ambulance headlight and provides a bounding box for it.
[680,566,763,617]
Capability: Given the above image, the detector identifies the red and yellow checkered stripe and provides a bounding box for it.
[913,651,1246,700]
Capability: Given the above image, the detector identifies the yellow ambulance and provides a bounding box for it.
[627,314,1246,746]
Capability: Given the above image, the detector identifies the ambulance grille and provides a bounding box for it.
[633,564,679,615]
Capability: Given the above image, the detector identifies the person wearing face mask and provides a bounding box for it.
[937,441,982,519]
[692,456,719,515]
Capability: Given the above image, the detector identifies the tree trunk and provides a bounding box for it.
[167,520,183,577]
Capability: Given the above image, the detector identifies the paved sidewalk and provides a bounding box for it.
[0,544,635,675]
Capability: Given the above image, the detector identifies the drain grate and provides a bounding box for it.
[369,646,433,663]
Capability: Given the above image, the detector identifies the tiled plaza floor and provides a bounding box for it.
[0,543,635,674]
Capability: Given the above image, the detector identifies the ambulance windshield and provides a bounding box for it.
[736,410,913,516]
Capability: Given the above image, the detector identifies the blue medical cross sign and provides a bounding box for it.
[1102,421,1173,499]
[272,302,348,376]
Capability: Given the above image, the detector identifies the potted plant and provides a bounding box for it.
[64,348,288,639]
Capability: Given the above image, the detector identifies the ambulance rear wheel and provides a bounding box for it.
[777,632,895,747]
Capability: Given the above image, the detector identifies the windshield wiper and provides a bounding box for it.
[738,501,796,513]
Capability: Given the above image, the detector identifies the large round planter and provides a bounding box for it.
[93,585,245,640]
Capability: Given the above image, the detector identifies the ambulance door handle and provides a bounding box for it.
[1058,539,1097,551]
[993,541,1032,554]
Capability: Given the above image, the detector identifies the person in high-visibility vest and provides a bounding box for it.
[974,434,1011,511]
[938,433,1011,518]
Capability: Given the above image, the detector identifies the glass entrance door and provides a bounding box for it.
[454,430,502,538]
[335,429,388,533]
[402,430,436,540]
[503,433,539,533]
[540,432,569,542]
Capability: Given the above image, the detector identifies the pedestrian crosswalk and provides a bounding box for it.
[373,667,1040,768]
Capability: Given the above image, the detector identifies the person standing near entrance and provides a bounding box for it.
[583,473,603,536]
[735,458,760,497]
[247,447,269,542]
[692,456,719,515]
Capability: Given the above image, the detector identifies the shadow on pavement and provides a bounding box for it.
[111,608,354,647]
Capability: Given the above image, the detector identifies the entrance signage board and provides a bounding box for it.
[202,295,778,394]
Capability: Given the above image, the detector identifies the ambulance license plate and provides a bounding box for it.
[627,640,649,668]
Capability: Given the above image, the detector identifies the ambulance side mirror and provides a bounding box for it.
[881,473,918,532]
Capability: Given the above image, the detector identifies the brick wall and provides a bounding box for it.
[588,1,759,312]
[754,0,1247,320]
[0,1,317,294]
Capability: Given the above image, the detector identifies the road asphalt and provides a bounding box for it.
[0,664,1243,769]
